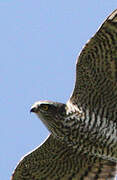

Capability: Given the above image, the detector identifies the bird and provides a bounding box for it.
[11,9,117,180]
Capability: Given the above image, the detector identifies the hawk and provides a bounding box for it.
[12,9,117,180]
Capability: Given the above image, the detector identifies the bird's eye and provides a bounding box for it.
[40,104,49,111]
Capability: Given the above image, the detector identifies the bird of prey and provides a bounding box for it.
[12,9,117,180]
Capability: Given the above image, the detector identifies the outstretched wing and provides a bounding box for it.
[11,134,117,180]
[69,9,117,117]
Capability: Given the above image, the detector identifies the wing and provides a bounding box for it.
[69,9,117,117]
[11,134,117,180]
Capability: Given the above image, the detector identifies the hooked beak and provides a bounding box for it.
[30,104,39,113]
[30,107,37,113]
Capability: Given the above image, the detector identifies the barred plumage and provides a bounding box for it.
[11,9,117,180]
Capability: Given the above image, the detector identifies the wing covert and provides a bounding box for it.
[70,9,117,115]
[11,134,117,180]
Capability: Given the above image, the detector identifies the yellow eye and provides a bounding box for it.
[41,104,49,111]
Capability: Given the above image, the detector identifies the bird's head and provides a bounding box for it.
[30,100,68,139]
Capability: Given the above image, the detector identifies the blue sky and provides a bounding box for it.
[1,1,117,179]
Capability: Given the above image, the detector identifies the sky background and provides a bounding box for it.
[1,1,117,180]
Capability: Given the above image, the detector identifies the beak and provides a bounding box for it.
[30,107,37,113]
[30,102,40,113]
[30,104,39,113]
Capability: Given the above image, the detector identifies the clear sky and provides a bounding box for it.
[1,1,117,180]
